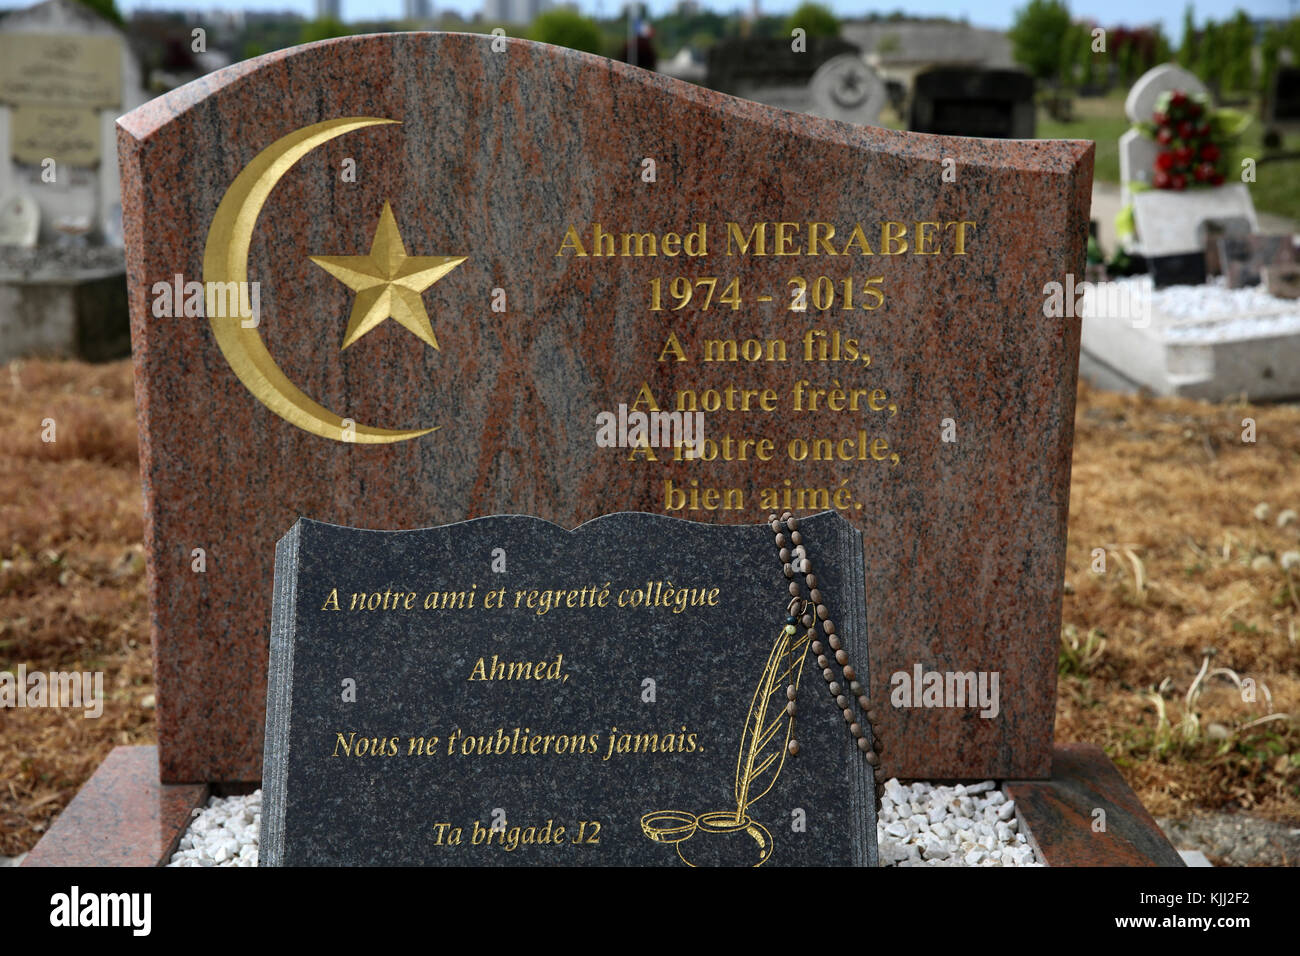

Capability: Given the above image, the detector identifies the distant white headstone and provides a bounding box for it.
[1119,64,1210,210]
[0,192,39,246]
[1124,63,1207,125]
[0,0,146,246]
[808,55,885,126]
[1132,184,1258,257]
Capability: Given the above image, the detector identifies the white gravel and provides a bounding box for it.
[1153,274,1300,321]
[167,790,261,867]
[1164,311,1300,344]
[1087,275,1300,344]
[876,778,1040,866]
[168,781,1041,867]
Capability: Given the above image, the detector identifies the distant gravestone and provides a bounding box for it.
[1132,185,1258,257]
[1263,263,1300,299]
[0,192,39,246]
[118,33,1092,785]
[1218,233,1296,289]
[808,55,885,127]
[0,0,146,245]
[705,36,858,114]
[0,244,129,362]
[1119,64,1208,209]
[1267,66,1300,128]
[908,68,1035,139]
[1148,252,1206,288]
[884,79,906,117]
[1198,216,1252,275]
[1124,64,1206,129]
[261,512,877,866]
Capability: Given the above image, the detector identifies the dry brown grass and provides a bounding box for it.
[1060,381,1300,821]
[0,359,1296,856]
[0,359,152,856]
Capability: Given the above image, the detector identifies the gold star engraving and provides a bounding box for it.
[309,201,467,350]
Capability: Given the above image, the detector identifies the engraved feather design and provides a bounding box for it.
[732,623,813,822]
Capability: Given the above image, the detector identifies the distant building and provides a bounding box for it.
[316,0,341,20]
[482,0,548,24]
[404,0,433,19]
[841,20,1014,91]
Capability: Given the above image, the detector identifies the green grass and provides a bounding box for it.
[1232,122,1300,221]
[1036,90,1300,222]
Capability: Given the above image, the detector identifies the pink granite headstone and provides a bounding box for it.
[117,32,1092,784]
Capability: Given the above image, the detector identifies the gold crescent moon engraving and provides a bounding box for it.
[202,117,436,444]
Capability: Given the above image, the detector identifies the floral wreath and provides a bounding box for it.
[1114,88,1251,250]
[1136,89,1249,190]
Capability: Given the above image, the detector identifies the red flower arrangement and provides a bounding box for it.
[1143,90,1227,190]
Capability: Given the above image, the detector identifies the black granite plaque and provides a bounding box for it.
[1197,217,1252,276]
[1268,66,1300,125]
[261,511,876,866]
[908,67,1036,139]
[1148,251,1208,289]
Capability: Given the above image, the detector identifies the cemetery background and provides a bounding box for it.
[6,367,1299,864]
[0,0,1298,867]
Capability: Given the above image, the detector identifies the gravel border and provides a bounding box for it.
[168,780,1042,867]
[168,791,261,867]
[878,779,1039,866]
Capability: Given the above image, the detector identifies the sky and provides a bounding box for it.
[15,0,1300,43]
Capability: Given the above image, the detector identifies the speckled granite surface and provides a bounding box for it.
[118,32,1092,783]
[1005,744,1185,867]
[21,746,207,867]
[261,512,875,866]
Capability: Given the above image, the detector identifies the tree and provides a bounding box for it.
[1009,0,1073,83]
[1288,16,1300,63]
[1079,26,1098,89]
[76,0,123,25]
[784,3,839,40]
[1152,24,1171,66]
[529,9,604,56]
[1177,4,1196,69]
[1260,18,1300,100]
[1195,20,1224,92]
[300,18,351,44]
[1118,38,1135,85]
[1057,22,1084,88]
[1070,21,1095,87]
[1260,22,1285,98]
[651,9,729,59]
[1222,10,1254,94]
